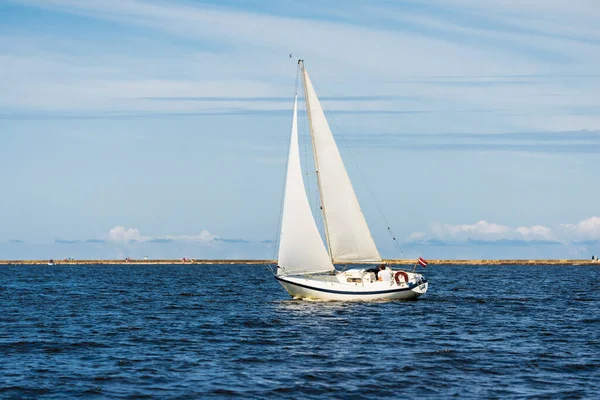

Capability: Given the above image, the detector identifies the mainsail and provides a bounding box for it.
[277,95,335,275]
[301,62,382,263]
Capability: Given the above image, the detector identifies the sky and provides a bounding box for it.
[1,0,599,260]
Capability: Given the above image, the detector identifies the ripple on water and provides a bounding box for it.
[0,264,598,399]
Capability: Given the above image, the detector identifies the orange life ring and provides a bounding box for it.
[395,271,409,284]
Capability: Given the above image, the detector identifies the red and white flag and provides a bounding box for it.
[418,257,428,268]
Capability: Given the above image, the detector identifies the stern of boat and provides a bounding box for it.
[403,270,428,297]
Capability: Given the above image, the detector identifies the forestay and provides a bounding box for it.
[277,95,335,275]
[301,64,382,263]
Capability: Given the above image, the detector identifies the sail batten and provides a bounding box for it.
[277,94,335,275]
[301,64,382,263]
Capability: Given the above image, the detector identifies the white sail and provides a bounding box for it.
[277,95,335,275]
[301,64,382,263]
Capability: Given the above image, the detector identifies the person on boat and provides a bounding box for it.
[378,264,393,282]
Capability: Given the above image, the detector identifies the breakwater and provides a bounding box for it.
[0,259,598,265]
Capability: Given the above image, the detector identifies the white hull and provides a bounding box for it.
[276,270,428,301]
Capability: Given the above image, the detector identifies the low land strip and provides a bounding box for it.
[0,259,598,265]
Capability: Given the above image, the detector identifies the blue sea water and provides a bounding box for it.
[0,264,598,399]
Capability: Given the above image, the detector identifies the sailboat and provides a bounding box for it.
[275,60,428,301]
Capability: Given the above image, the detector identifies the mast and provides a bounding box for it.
[299,60,333,261]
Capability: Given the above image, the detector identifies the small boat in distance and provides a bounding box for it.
[48,259,54,266]
[275,60,428,301]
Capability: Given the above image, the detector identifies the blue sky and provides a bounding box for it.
[1,0,599,260]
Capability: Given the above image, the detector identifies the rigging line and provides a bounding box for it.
[311,79,405,256]
[271,64,302,267]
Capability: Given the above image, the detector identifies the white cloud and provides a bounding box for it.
[560,216,600,240]
[107,226,145,243]
[515,225,554,241]
[106,226,218,243]
[408,231,425,241]
[412,216,600,243]
[430,220,511,240]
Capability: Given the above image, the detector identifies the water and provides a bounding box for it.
[0,264,598,399]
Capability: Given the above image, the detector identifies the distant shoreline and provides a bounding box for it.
[0,259,598,265]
